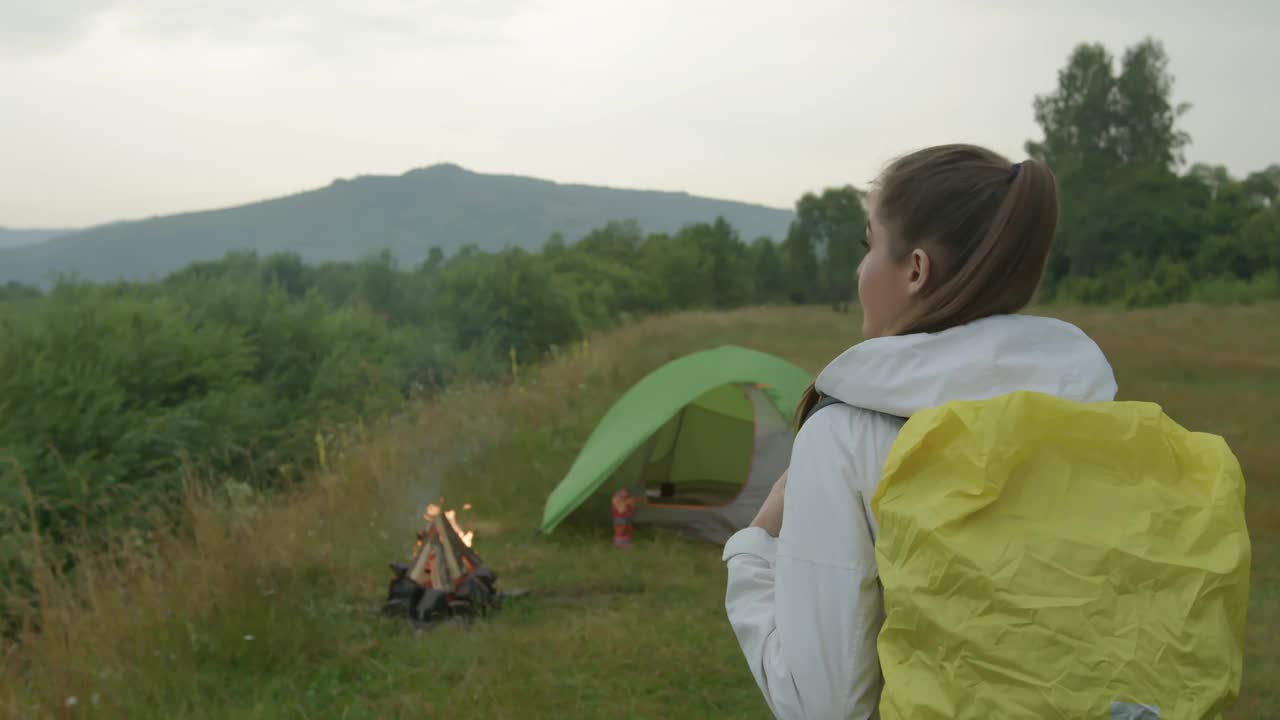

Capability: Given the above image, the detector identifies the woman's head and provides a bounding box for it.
[794,143,1060,427]
[857,143,1059,338]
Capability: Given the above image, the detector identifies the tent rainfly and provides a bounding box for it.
[539,345,812,544]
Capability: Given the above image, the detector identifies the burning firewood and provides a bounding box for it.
[433,513,464,581]
[427,539,449,591]
[380,500,520,627]
[406,533,432,586]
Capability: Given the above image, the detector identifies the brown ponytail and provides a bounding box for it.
[793,144,1059,428]
[793,382,822,428]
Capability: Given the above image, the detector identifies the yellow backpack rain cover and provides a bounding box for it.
[870,391,1250,719]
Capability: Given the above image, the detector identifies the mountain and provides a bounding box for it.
[0,164,795,287]
[0,227,76,249]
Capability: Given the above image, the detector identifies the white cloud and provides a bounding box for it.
[0,0,537,57]
[0,0,118,54]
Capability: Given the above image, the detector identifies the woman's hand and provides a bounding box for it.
[750,469,787,537]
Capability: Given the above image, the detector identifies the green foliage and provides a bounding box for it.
[0,210,784,566]
[782,222,821,305]
[792,187,867,312]
[635,232,713,308]
[1124,256,1195,308]
[437,248,585,359]
[1030,37,1277,306]
[1028,37,1189,176]
[547,244,662,329]
[1,289,253,540]
[1189,270,1280,306]
[748,237,788,305]
[0,257,449,553]
[0,281,41,302]
[687,218,752,309]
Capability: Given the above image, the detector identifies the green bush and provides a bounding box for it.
[436,248,586,359]
[1190,270,1280,305]
[0,268,434,548]
[1124,257,1194,308]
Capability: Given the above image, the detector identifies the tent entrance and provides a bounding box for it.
[636,384,755,508]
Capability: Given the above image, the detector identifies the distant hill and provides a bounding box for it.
[0,227,76,249]
[0,164,795,286]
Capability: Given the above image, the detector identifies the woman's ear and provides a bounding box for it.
[905,248,932,296]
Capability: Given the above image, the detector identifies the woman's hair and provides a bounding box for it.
[793,143,1060,427]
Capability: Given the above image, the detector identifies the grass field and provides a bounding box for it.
[2,303,1277,719]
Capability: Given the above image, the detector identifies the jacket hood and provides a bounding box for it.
[814,313,1118,418]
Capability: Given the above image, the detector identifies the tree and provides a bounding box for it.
[1112,38,1191,170]
[782,221,820,305]
[1184,164,1276,281]
[0,281,41,302]
[791,187,866,312]
[1027,37,1195,293]
[546,241,662,326]
[1026,37,1188,176]
[749,237,787,304]
[418,246,446,273]
[356,249,402,321]
[1242,165,1280,206]
[637,232,710,309]
[541,233,566,257]
[1189,163,1233,198]
[576,220,644,262]
[704,217,751,308]
[643,220,751,309]
[1202,179,1254,239]
[261,252,311,298]
[1240,205,1280,277]
[1026,43,1120,178]
[435,249,583,359]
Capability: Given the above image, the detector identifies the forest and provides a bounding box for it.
[0,36,1276,582]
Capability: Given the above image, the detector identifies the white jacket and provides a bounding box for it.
[722,314,1119,719]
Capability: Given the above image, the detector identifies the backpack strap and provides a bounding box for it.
[800,394,846,428]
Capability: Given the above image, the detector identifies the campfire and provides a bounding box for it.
[382,501,507,625]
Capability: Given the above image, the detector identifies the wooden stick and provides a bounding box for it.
[429,540,449,590]
[434,515,464,582]
[407,534,432,585]
[439,513,483,569]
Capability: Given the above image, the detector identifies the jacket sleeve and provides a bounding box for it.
[722,404,884,719]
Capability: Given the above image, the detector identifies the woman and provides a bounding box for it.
[721,144,1119,718]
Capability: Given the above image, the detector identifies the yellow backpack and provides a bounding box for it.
[871,391,1251,719]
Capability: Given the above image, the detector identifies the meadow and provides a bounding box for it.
[2,302,1276,719]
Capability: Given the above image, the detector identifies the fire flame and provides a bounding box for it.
[445,509,475,548]
[423,501,475,548]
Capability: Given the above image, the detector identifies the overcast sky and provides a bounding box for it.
[2,0,1276,228]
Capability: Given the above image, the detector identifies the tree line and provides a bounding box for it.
[0,218,821,586]
[0,36,1276,585]
[1029,38,1278,305]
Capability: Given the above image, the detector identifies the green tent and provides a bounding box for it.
[540,345,812,543]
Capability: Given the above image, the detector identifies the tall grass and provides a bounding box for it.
[1,304,1276,718]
